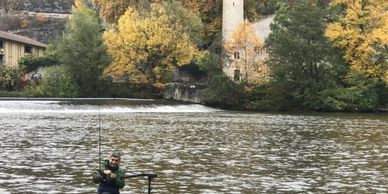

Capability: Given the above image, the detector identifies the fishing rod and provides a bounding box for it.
[96,105,157,194]
[98,106,102,171]
[124,172,157,194]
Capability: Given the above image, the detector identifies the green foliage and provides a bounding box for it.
[0,90,27,97]
[200,74,245,109]
[195,52,243,109]
[56,0,110,97]
[267,0,347,110]
[245,0,277,20]
[19,55,58,72]
[0,65,21,91]
[162,0,204,47]
[26,66,79,97]
[320,71,386,111]
[197,51,222,75]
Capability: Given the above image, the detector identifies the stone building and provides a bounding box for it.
[222,0,244,80]
[222,0,273,83]
[0,30,47,67]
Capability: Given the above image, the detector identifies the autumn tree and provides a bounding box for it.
[180,0,267,48]
[56,0,110,97]
[325,0,388,83]
[157,0,204,46]
[92,0,154,24]
[224,20,265,83]
[93,0,264,49]
[103,2,199,89]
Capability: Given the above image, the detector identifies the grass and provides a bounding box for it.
[0,90,28,97]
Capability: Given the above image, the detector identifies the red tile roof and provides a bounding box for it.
[0,30,47,48]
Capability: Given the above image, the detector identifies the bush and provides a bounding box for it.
[320,71,384,112]
[26,65,78,97]
[0,65,21,91]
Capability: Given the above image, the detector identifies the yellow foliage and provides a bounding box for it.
[224,20,266,83]
[103,4,199,85]
[325,0,388,83]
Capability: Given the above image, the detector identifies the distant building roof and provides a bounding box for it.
[253,15,275,40]
[0,30,47,48]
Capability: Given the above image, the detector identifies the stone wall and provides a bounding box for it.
[164,67,208,103]
[164,82,206,103]
[0,13,67,43]
[11,23,66,44]
[0,0,73,14]
[0,0,72,43]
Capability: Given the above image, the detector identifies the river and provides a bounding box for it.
[0,99,387,194]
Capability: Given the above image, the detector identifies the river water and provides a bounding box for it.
[0,99,387,194]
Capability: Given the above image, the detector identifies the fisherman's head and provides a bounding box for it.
[108,151,121,168]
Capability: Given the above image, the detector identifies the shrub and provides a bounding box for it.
[0,65,21,91]
[26,65,78,97]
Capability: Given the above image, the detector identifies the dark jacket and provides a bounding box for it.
[93,160,125,194]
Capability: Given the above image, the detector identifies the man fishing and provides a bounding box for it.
[93,151,125,194]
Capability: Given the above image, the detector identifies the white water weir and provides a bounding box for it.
[0,98,221,113]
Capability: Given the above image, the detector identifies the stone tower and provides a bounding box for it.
[222,0,244,80]
[222,0,244,41]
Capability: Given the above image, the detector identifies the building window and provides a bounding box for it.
[0,55,3,64]
[234,69,240,81]
[234,51,240,60]
[25,45,33,54]
[0,40,3,55]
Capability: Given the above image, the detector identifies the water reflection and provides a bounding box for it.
[0,100,387,193]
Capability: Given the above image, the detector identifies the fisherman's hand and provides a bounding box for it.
[94,174,104,182]
[103,170,111,175]
[103,170,116,179]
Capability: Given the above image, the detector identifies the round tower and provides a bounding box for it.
[222,0,244,42]
[222,0,244,80]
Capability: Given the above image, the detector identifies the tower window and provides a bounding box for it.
[234,51,240,59]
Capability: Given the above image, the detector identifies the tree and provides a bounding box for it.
[325,0,388,83]
[267,0,346,109]
[161,0,204,47]
[56,0,110,97]
[92,0,154,24]
[103,3,199,89]
[224,20,265,83]
[92,0,265,49]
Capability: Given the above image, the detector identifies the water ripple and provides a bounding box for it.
[0,102,387,193]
